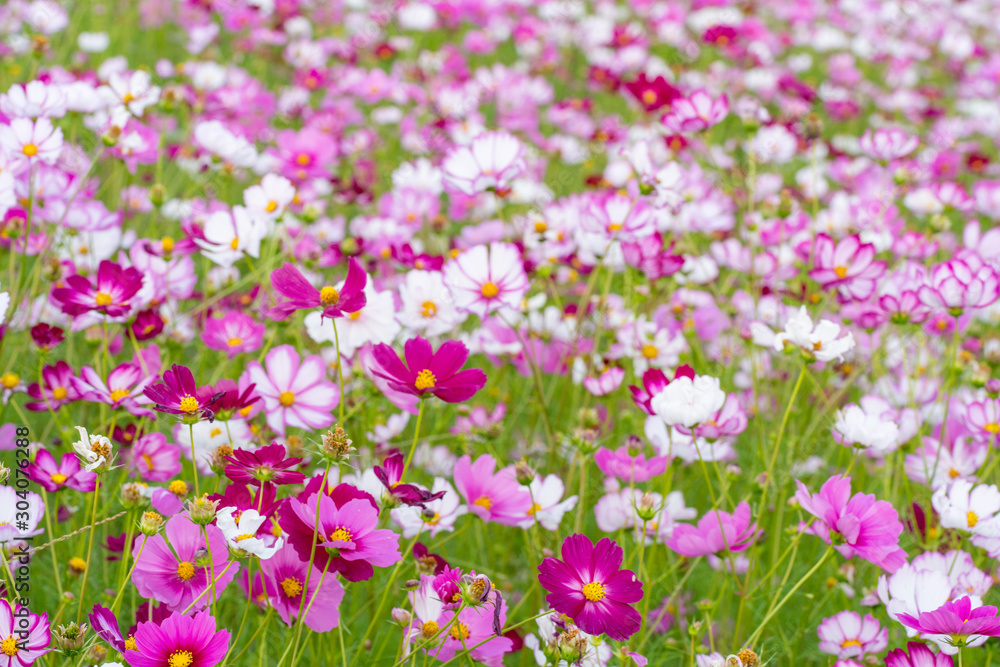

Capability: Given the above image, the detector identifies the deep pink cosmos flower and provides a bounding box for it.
[807,233,887,301]
[884,642,954,667]
[283,484,402,582]
[660,89,728,133]
[537,534,644,641]
[594,440,669,482]
[73,362,156,417]
[143,364,222,422]
[795,475,906,572]
[51,259,144,317]
[131,515,238,613]
[131,309,165,341]
[89,604,127,653]
[25,360,80,412]
[629,365,694,415]
[374,451,446,507]
[0,600,50,666]
[259,543,345,632]
[666,502,759,557]
[201,311,265,358]
[125,610,229,667]
[453,454,532,526]
[223,443,305,488]
[129,432,182,482]
[207,379,260,421]
[243,345,339,437]
[897,597,1000,654]
[918,257,1000,314]
[26,448,97,492]
[623,73,681,112]
[684,394,748,440]
[267,258,366,321]
[29,322,64,350]
[371,337,487,403]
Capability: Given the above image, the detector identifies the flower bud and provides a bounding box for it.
[85,644,107,665]
[209,444,234,475]
[139,511,164,535]
[556,629,588,664]
[737,648,759,667]
[635,492,658,522]
[986,378,1000,399]
[321,425,355,463]
[68,557,87,575]
[101,125,122,147]
[54,622,87,653]
[186,495,219,524]
[514,458,535,486]
[150,183,166,206]
[121,482,146,508]
[460,573,493,605]
[984,338,1000,364]
[391,608,412,626]
[404,579,421,590]
[0,462,9,485]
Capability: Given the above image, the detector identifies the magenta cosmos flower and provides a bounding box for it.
[26,448,97,492]
[260,543,345,632]
[371,337,487,403]
[131,515,237,613]
[73,362,156,417]
[594,440,669,483]
[537,534,644,641]
[283,484,402,582]
[884,642,954,667]
[808,233,886,301]
[660,89,728,133]
[25,360,79,411]
[51,259,144,317]
[267,258,366,321]
[665,502,759,557]
[125,610,229,667]
[223,443,305,488]
[243,345,339,436]
[129,432,182,482]
[897,597,1000,654]
[453,454,531,526]
[0,599,50,666]
[795,475,906,572]
[143,364,221,422]
[816,611,887,659]
[201,311,265,358]
[374,451,446,506]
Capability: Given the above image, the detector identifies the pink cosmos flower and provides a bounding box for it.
[594,440,669,482]
[962,397,1000,445]
[918,258,1000,314]
[201,311,265,358]
[795,475,906,572]
[267,258,367,321]
[283,483,402,581]
[443,242,529,319]
[537,534,644,641]
[26,448,97,492]
[583,367,625,396]
[51,260,145,318]
[858,128,918,161]
[223,443,305,488]
[0,117,63,164]
[884,643,954,667]
[442,131,526,196]
[0,600,50,666]
[816,611,887,659]
[807,234,886,301]
[129,432,182,482]
[273,127,338,182]
[666,502,759,557]
[660,89,728,133]
[371,337,487,403]
[131,515,238,613]
[125,610,229,667]
[25,360,80,411]
[243,345,339,437]
[374,452,445,507]
[583,193,656,243]
[260,543,345,632]
[73,363,156,417]
[897,597,1000,654]
[453,454,532,526]
[143,364,221,422]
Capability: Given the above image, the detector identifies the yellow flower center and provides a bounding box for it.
[415,369,437,390]
[179,395,200,413]
[527,503,542,516]
[279,391,295,407]
[607,223,623,233]
[426,512,441,525]
[420,301,438,318]
[52,386,67,400]
[235,533,255,542]
[169,480,188,496]
[162,236,175,252]
[534,221,548,233]
[51,472,67,485]
[328,527,353,543]
[0,637,18,657]
[95,291,113,306]
[481,282,499,298]
[968,512,978,528]
[834,266,848,279]
[841,639,862,649]
[582,581,605,601]
[449,622,470,641]
[22,143,38,157]
[473,496,492,510]
[641,344,658,359]
[210,428,222,438]
[641,90,657,105]
[124,635,137,651]
[296,153,311,166]
[281,577,303,597]
[123,93,135,104]
[320,286,340,306]
[0,373,18,389]
[230,237,240,250]
[109,388,130,403]
[949,468,960,478]
[265,200,278,213]
[168,649,194,667]
[985,423,1000,434]
[177,561,196,580]
[69,557,87,572]
[421,620,439,638]
[348,310,362,320]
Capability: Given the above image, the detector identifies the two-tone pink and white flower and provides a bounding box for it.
[443,242,529,319]
[660,89,728,133]
[858,128,918,161]
[918,258,1000,314]
[442,131,525,196]
[243,345,339,436]
[808,234,886,301]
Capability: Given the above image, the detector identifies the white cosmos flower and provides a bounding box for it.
[193,120,259,169]
[73,426,113,472]
[833,403,900,454]
[244,173,295,221]
[932,480,1000,537]
[196,206,268,268]
[441,130,526,195]
[304,284,400,357]
[0,281,9,325]
[396,270,466,336]
[650,374,726,428]
[216,507,283,559]
[773,306,855,362]
[521,474,578,531]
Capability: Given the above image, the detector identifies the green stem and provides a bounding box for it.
[76,476,101,623]
[188,422,200,496]
[401,399,425,481]
[745,546,833,647]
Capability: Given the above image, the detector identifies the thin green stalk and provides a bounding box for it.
[76,476,101,623]
[745,546,833,647]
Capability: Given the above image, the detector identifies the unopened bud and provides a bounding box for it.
[121,482,145,508]
[0,462,9,485]
[186,495,219,524]
[635,492,658,522]
[150,183,166,206]
[404,579,421,590]
[102,125,122,147]
[737,648,760,667]
[514,458,535,486]
[54,622,87,653]
[140,511,164,535]
[321,426,355,463]
[391,608,412,626]
[986,378,1000,399]
[86,644,107,664]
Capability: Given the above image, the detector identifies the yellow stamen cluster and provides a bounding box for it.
[582,581,605,601]
[178,395,200,413]
[415,369,436,390]
[279,391,296,407]
[168,649,194,667]
[177,561,196,580]
[320,286,340,306]
[281,577,303,597]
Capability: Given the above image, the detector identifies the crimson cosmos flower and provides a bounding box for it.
[223,443,305,488]
[29,323,64,350]
[51,259,144,317]
[208,378,260,420]
[371,336,487,403]
[374,452,446,506]
[142,364,221,423]
[267,257,367,321]
[537,534,644,641]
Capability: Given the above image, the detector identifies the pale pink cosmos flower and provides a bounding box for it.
[443,242,529,319]
[858,128,918,161]
[918,257,1000,314]
[583,367,625,396]
[243,344,339,436]
[931,479,1000,536]
[0,81,67,118]
[660,89,728,133]
[808,233,886,301]
[817,611,887,659]
[0,117,64,165]
[442,130,526,196]
[904,436,987,490]
[961,397,1000,445]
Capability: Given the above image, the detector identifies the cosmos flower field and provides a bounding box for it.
[2,0,1000,666]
